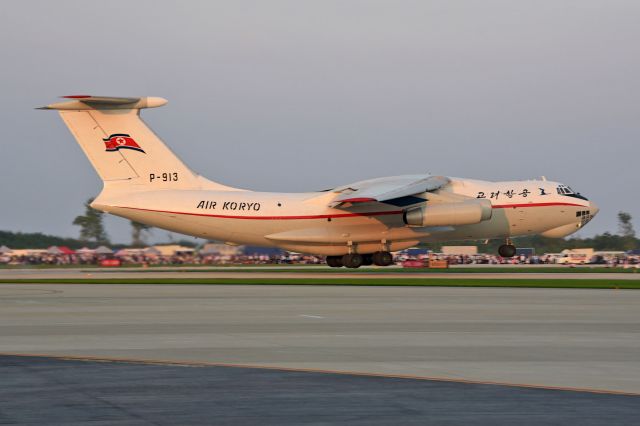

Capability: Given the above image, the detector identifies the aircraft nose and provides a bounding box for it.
[590,201,599,217]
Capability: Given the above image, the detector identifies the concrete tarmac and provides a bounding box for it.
[2,355,638,425]
[1,284,639,393]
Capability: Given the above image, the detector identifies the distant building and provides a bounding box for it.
[441,246,478,255]
[200,243,243,256]
[151,245,195,256]
[515,248,535,257]
[6,249,47,256]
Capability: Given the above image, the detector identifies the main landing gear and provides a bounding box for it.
[326,251,394,268]
[326,256,344,268]
[498,239,517,258]
[371,251,393,267]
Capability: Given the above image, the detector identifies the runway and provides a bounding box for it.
[1,283,639,394]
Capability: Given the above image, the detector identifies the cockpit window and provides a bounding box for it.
[557,185,574,195]
[556,184,588,200]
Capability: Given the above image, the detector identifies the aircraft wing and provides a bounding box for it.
[329,174,450,207]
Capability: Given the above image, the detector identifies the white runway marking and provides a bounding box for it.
[300,315,325,319]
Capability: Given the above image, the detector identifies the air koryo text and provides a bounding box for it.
[196,200,261,211]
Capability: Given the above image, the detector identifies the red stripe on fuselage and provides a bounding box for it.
[114,202,584,221]
[115,206,403,220]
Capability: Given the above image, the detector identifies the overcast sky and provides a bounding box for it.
[1,0,638,244]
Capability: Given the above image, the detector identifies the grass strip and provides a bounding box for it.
[85,267,638,274]
[1,278,639,289]
[3,264,638,273]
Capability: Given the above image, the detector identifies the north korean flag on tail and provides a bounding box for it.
[102,134,145,153]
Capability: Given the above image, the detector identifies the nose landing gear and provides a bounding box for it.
[498,239,517,258]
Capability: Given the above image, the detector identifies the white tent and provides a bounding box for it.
[95,245,113,254]
[47,246,62,255]
[0,245,12,254]
[144,247,162,256]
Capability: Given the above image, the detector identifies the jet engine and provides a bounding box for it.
[403,199,492,227]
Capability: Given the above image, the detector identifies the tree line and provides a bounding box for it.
[0,198,152,249]
[71,198,152,247]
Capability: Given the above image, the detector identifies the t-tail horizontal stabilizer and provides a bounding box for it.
[37,95,168,110]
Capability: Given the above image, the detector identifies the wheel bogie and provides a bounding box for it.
[326,255,343,268]
[372,251,394,266]
[326,251,394,268]
[342,253,364,268]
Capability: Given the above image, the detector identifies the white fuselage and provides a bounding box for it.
[94,177,597,256]
[40,95,598,257]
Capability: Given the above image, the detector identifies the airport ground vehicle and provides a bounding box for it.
[556,253,590,265]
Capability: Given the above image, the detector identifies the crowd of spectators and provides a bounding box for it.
[411,253,565,265]
[0,244,636,267]
[0,245,325,266]
[401,252,637,267]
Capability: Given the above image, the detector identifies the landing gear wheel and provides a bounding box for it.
[372,251,394,266]
[498,244,517,258]
[342,253,364,269]
[326,256,344,268]
[361,254,374,266]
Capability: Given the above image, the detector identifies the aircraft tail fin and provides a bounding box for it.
[39,96,235,192]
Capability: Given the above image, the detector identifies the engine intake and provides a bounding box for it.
[403,199,492,227]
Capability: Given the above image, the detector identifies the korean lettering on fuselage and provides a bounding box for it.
[476,187,548,200]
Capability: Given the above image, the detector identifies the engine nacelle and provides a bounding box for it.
[403,199,492,227]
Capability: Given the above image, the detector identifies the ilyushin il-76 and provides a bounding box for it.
[40,96,598,268]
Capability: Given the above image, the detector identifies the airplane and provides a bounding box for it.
[39,95,599,268]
